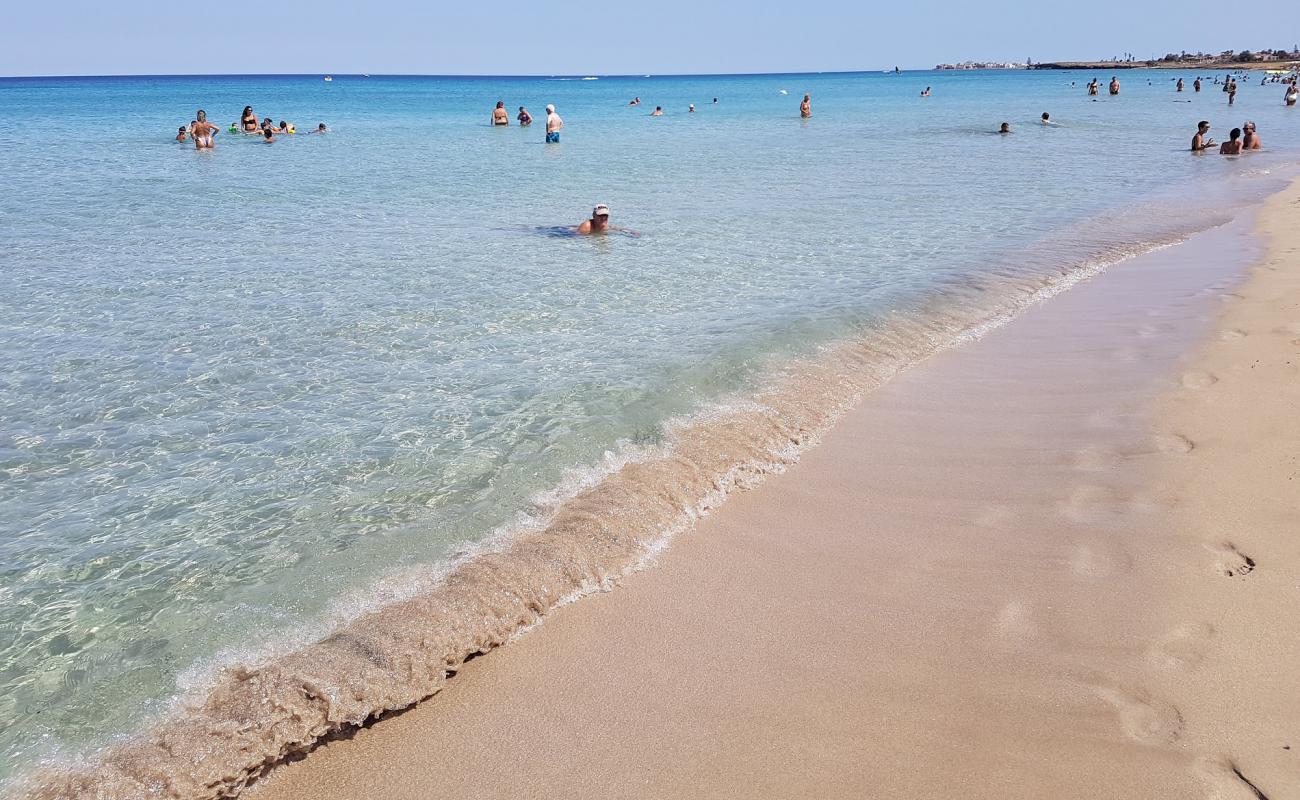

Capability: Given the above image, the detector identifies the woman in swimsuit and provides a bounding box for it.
[492,101,510,126]
[191,110,217,149]
[241,106,259,133]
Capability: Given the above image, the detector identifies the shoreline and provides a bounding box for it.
[243,188,1300,797]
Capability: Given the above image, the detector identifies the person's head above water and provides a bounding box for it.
[317,123,327,132]
[264,129,274,141]
[999,122,1011,133]
[1228,128,1241,141]
[1041,112,1050,121]
[546,104,555,113]
[197,110,207,122]
[1198,120,1211,132]
[496,101,504,109]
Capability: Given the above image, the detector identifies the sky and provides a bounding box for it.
[2,0,1294,77]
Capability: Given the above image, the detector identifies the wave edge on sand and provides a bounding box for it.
[16,224,1235,800]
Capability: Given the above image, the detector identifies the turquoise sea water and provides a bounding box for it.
[1,69,1297,782]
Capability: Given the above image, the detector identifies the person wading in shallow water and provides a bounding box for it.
[1190,120,1215,152]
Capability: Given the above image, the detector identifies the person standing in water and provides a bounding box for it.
[650,106,663,116]
[1087,79,1099,96]
[1228,79,1237,105]
[1109,76,1120,95]
[491,101,509,126]
[1194,77,1202,92]
[545,104,563,143]
[191,110,217,150]
[800,94,812,117]
[1190,120,1215,152]
[241,106,259,132]
[1219,128,1243,154]
[1177,78,1184,92]
[517,106,532,126]
[1242,121,1261,150]
[1287,84,1299,106]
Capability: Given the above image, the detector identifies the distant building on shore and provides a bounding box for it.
[934,61,1028,70]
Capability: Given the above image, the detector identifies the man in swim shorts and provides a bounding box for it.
[191,110,217,149]
[545,104,562,143]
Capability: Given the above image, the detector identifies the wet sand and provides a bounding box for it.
[250,186,1300,800]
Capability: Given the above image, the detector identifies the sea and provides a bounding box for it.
[0,68,1297,793]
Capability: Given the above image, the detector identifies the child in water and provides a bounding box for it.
[263,129,275,143]
[176,126,188,142]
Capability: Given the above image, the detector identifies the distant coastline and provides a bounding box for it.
[1030,59,1300,71]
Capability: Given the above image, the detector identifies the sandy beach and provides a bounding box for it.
[239,186,1300,797]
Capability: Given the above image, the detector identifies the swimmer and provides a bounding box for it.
[1242,121,1261,150]
[263,128,275,143]
[920,86,931,97]
[651,106,663,116]
[1190,120,1215,152]
[1194,77,1202,92]
[713,97,718,104]
[1109,76,1120,95]
[1286,84,1298,106]
[800,94,811,118]
[999,122,1011,134]
[1041,112,1051,125]
[492,101,509,126]
[518,106,532,126]
[241,106,259,132]
[689,104,695,112]
[313,123,327,133]
[1177,78,1184,92]
[1219,128,1243,155]
[278,120,290,133]
[545,104,562,143]
[575,203,633,235]
[176,126,188,142]
[228,122,238,134]
[191,110,217,150]
[629,97,641,106]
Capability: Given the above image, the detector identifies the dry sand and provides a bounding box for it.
[250,185,1300,800]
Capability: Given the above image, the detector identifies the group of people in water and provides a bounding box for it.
[176,105,328,148]
[491,101,564,141]
[1191,119,1263,154]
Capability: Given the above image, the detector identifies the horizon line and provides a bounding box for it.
[0,66,1018,81]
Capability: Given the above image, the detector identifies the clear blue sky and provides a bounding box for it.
[2,0,1292,77]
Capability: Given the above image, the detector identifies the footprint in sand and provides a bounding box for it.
[1059,485,1127,521]
[1220,328,1249,341]
[1196,756,1271,800]
[1149,622,1215,670]
[994,600,1035,639]
[1182,371,1219,389]
[1071,446,1123,472]
[1205,542,1256,578]
[973,504,1015,529]
[1094,685,1184,745]
[1069,543,1132,578]
[1153,433,1196,455]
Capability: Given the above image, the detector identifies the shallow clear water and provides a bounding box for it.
[0,69,1296,778]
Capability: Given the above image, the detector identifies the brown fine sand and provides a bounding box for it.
[250,185,1300,800]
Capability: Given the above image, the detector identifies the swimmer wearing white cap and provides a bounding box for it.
[577,203,612,234]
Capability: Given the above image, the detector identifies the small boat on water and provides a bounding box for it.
[323,76,333,82]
